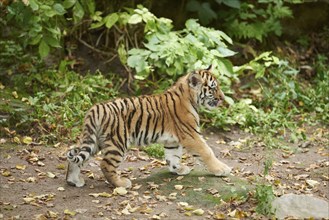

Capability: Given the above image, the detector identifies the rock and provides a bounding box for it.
[272,193,329,219]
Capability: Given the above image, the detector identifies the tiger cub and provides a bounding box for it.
[66,65,231,188]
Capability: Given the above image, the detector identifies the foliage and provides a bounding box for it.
[222,0,292,41]
[186,0,293,42]
[1,3,328,148]
[3,0,96,58]
[255,184,275,216]
[1,66,119,142]
[186,0,240,25]
[127,17,236,83]
[87,5,237,91]
[142,144,165,159]
[204,51,329,146]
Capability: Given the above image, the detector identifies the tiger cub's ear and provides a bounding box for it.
[188,72,202,89]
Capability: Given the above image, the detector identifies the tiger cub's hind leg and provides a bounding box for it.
[165,145,191,175]
[101,146,132,188]
[66,148,85,187]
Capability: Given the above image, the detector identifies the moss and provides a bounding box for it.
[135,168,252,206]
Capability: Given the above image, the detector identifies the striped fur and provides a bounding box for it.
[66,66,231,188]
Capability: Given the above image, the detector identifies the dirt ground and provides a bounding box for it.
[0,127,328,220]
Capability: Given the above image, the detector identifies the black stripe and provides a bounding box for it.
[168,92,194,138]
[96,105,100,121]
[103,158,118,168]
[127,98,136,132]
[86,114,96,132]
[110,157,121,164]
[134,98,143,138]
[90,109,97,128]
[80,153,86,160]
[138,130,144,146]
[100,104,107,127]
[81,146,92,153]
[143,98,153,145]
[158,95,165,135]
[164,146,179,149]
[104,150,123,157]
[179,84,184,93]
[86,123,94,134]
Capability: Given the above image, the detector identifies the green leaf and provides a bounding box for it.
[29,0,39,11]
[118,43,127,64]
[39,40,50,58]
[217,58,234,77]
[185,19,200,31]
[186,0,200,12]
[128,14,142,24]
[217,47,236,57]
[63,0,76,9]
[73,1,84,23]
[105,13,119,29]
[29,34,42,45]
[224,96,234,105]
[44,35,61,48]
[90,21,105,29]
[220,0,240,9]
[199,2,217,25]
[82,0,95,15]
[53,3,66,15]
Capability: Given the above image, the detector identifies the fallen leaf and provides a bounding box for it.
[178,202,189,207]
[113,187,128,196]
[35,214,47,220]
[121,207,130,215]
[185,212,192,216]
[193,188,202,191]
[75,208,88,214]
[56,164,65,170]
[294,174,309,180]
[151,214,161,220]
[306,179,319,188]
[12,91,18,99]
[213,212,226,219]
[64,209,76,216]
[139,205,153,214]
[37,161,45,167]
[227,209,236,217]
[22,136,32,145]
[57,187,65,191]
[192,209,204,216]
[168,192,177,200]
[46,172,56,178]
[26,177,36,182]
[23,197,35,203]
[98,212,104,216]
[132,184,142,190]
[47,211,58,218]
[16,164,26,170]
[13,136,21,144]
[156,195,167,202]
[174,185,183,190]
[1,170,11,177]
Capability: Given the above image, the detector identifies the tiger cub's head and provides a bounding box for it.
[188,65,225,110]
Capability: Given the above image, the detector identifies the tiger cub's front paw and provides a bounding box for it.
[112,177,132,189]
[213,165,231,177]
[208,161,232,177]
